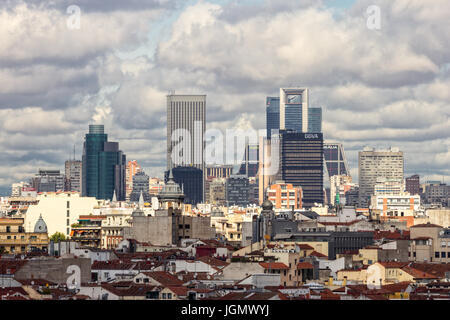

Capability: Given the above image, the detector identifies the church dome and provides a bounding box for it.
[261,200,274,211]
[34,214,48,233]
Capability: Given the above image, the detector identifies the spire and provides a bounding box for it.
[112,190,117,202]
[168,169,174,181]
[139,191,144,208]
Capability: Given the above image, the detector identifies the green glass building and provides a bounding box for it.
[82,125,126,200]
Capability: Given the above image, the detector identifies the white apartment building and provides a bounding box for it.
[358,147,404,207]
[25,192,103,236]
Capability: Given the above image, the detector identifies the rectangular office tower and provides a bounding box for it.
[167,94,206,202]
[276,130,324,207]
[280,88,309,133]
[266,88,322,139]
[167,94,206,171]
[358,147,404,207]
[81,125,126,201]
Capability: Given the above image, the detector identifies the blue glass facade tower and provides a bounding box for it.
[82,125,126,201]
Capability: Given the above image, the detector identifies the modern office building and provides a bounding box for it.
[226,175,250,207]
[279,88,309,133]
[266,88,322,140]
[166,94,205,171]
[237,143,259,178]
[307,107,322,133]
[31,170,65,193]
[266,97,280,139]
[205,165,233,179]
[167,94,206,201]
[323,143,350,179]
[165,166,203,205]
[65,160,82,192]
[406,174,420,195]
[358,147,404,207]
[81,125,127,201]
[275,130,324,207]
[129,170,151,203]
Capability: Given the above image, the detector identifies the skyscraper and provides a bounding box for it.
[308,107,322,133]
[280,88,309,133]
[31,169,65,193]
[358,147,404,207]
[237,143,259,178]
[324,143,351,179]
[81,125,126,201]
[65,160,82,192]
[167,94,206,202]
[266,97,280,139]
[275,130,324,207]
[266,88,321,139]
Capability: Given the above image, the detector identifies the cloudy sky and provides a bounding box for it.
[0,0,449,194]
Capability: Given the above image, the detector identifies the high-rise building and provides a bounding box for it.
[307,107,322,133]
[226,175,250,207]
[275,130,324,207]
[165,166,203,205]
[406,174,420,195]
[324,143,350,179]
[279,88,309,133]
[31,170,65,193]
[126,160,141,200]
[167,94,205,171]
[237,143,259,178]
[81,125,126,201]
[129,170,151,203]
[65,160,82,192]
[167,94,206,201]
[358,147,404,207]
[266,97,280,139]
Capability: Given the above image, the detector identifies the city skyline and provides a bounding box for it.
[0,0,448,194]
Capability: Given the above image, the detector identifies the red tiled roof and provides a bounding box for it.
[197,256,229,268]
[259,262,289,270]
[309,251,327,258]
[91,260,135,270]
[297,262,314,269]
[411,223,443,228]
[142,271,185,286]
[402,266,439,279]
[166,286,188,296]
[0,260,27,275]
[372,230,410,240]
[378,261,410,268]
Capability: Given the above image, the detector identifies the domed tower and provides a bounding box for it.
[157,170,185,212]
[34,214,48,233]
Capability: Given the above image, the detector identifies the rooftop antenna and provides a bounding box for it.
[73,144,76,161]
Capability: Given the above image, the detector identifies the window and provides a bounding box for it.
[435,252,440,258]
[442,252,446,258]
[167,293,172,299]
[67,201,70,208]
[67,210,70,217]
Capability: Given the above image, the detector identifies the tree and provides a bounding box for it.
[50,232,67,242]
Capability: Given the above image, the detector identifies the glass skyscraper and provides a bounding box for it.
[266,97,280,139]
[276,130,324,207]
[308,107,322,133]
[82,125,126,201]
[266,88,322,139]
